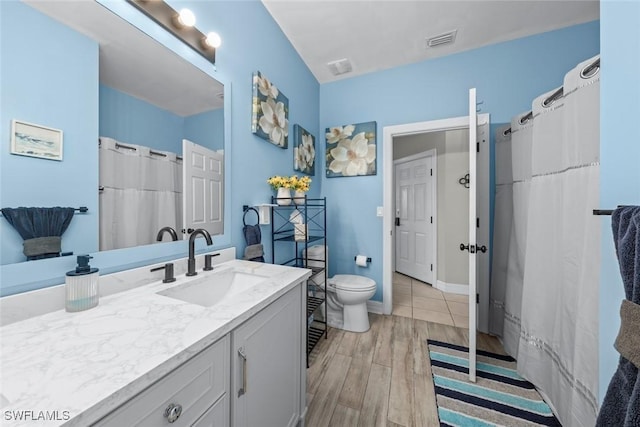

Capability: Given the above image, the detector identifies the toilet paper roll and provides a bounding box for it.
[355,255,368,267]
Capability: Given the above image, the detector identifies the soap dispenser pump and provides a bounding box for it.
[65,255,99,312]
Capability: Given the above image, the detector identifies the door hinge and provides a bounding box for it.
[430,216,433,224]
[476,217,480,228]
[476,293,479,304]
[476,142,480,153]
[430,169,433,176]
[430,264,433,271]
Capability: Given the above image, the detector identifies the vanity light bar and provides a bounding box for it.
[126,0,216,65]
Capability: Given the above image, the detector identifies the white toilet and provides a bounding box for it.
[326,274,377,332]
[304,245,377,333]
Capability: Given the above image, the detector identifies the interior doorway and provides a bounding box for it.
[382,114,490,332]
[394,149,436,284]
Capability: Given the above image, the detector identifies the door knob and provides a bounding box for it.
[460,243,476,253]
[477,245,487,253]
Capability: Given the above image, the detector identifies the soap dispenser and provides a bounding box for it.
[65,255,99,312]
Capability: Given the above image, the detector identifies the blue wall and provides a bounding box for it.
[0,0,319,296]
[99,85,223,152]
[184,108,224,151]
[320,21,600,301]
[99,85,183,152]
[0,2,99,266]
[599,0,640,403]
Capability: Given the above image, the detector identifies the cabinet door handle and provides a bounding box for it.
[163,403,182,423]
[238,347,247,397]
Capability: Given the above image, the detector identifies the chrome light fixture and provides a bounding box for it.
[126,0,220,65]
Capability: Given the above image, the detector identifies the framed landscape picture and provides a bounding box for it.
[11,120,63,161]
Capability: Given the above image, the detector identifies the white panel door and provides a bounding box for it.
[467,88,478,382]
[183,139,224,237]
[394,152,434,284]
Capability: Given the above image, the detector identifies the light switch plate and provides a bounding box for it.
[376,206,383,217]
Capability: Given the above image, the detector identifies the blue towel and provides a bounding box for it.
[597,206,640,426]
[1,207,75,260]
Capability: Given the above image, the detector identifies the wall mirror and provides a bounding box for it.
[0,0,226,266]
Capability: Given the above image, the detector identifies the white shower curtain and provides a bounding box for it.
[488,125,512,337]
[502,112,534,358]
[516,55,600,426]
[99,137,182,251]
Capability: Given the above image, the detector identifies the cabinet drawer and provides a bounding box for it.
[95,335,229,427]
[192,395,229,427]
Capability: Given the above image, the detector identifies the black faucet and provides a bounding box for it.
[156,226,178,242]
[187,229,213,276]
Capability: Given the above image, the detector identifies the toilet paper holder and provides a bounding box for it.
[354,256,372,263]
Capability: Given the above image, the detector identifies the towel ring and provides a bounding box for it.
[243,207,259,226]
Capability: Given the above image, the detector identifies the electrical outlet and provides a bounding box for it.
[376,206,383,217]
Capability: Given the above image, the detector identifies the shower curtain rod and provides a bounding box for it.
[99,140,182,160]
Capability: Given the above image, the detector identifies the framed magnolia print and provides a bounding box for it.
[11,119,63,161]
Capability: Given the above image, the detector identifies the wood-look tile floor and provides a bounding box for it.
[392,273,470,328]
[305,314,505,427]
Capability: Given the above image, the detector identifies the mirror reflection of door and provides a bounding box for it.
[394,151,436,284]
[183,139,224,238]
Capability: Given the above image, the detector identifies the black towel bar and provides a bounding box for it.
[1,206,88,216]
[593,209,614,216]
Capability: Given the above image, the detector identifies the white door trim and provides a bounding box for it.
[393,149,437,286]
[382,114,489,315]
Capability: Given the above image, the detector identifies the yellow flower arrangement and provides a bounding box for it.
[267,175,312,192]
[267,175,293,190]
[290,175,311,192]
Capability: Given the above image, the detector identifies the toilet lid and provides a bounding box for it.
[329,274,376,291]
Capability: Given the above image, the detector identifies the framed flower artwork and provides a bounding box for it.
[325,121,376,177]
[251,71,289,148]
[293,124,315,176]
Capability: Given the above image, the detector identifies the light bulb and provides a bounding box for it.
[204,32,221,48]
[176,8,196,28]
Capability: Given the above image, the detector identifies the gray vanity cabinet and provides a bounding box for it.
[231,283,305,427]
[94,335,230,427]
[93,281,305,427]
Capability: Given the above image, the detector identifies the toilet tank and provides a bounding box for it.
[302,245,327,287]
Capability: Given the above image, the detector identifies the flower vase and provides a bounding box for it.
[293,190,306,205]
[276,187,292,205]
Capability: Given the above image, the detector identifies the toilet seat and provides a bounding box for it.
[329,274,376,292]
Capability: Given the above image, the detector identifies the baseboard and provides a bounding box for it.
[435,280,468,295]
[367,300,384,314]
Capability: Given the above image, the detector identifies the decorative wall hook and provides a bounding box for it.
[459,174,470,189]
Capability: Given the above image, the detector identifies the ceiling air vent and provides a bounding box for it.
[327,58,353,76]
[426,30,457,48]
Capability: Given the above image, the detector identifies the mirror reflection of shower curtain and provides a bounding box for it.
[488,125,512,337]
[99,137,182,251]
[517,56,600,426]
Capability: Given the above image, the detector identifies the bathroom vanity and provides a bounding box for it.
[0,254,310,427]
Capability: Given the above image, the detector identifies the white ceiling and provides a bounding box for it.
[262,0,600,83]
[24,0,223,117]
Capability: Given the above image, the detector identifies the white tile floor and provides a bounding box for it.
[392,272,469,328]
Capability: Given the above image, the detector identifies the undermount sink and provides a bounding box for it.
[157,268,269,307]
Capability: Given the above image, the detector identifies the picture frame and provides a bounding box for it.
[251,71,289,149]
[10,119,63,161]
[325,121,377,177]
[293,124,315,175]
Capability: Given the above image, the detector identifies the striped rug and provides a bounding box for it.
[427,339,561,427]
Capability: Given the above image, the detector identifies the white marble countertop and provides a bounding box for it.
[0,259,310,427]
